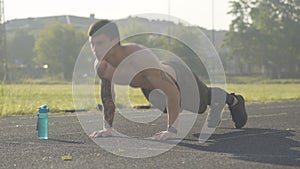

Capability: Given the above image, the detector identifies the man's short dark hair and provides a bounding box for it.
[88,20,120,41]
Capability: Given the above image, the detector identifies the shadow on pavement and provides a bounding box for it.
[47,138,84,144]
[179,128,300,167]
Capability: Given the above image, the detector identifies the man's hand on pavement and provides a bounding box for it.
[89,128,112,138]
[152,130,176,140]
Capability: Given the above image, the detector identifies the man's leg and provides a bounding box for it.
[142,70,247,129]
[192,73,247,129]
[207,87,248,128]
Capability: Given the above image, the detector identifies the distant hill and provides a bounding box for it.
[5,14,97,32]
[5,14,226,48]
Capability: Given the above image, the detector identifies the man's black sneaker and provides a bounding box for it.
[228,94,248,129]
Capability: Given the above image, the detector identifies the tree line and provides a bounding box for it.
[5,22,86,81]
[1,19,212,82]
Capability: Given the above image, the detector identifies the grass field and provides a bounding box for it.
[1,83,300,116]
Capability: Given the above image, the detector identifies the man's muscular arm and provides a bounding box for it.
[101,78,115,129]
[90,60,115,138]
[144,69,180,140]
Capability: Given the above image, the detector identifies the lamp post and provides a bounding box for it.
[212,0,215,46]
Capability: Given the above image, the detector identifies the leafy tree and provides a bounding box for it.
[224,0,300,78]
[34,22,86,80]
[250,0,300,77]
[224,0,256,73]
[120,18,208,76]
[7,30,35,66]
[5,30,36,80]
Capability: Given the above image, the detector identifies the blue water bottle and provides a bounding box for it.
[37,105,49,139]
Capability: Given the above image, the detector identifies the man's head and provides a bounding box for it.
[88,20,120,41]
[88,20,120,60]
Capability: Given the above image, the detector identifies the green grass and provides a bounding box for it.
[226,75,300,84]
[1,83,300,116]
[227,84,300,102]
[0,84,149,116]
[1,84,74,116]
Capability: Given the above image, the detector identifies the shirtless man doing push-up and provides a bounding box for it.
[88,20,248,140]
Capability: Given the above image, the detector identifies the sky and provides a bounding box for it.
[5,0,233,30]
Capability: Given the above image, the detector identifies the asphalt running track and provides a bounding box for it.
[0,101,300,169]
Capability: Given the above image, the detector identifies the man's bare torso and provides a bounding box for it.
[95,44,176,89]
